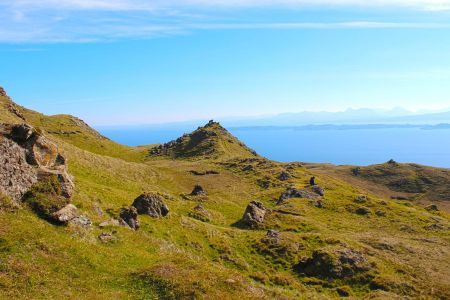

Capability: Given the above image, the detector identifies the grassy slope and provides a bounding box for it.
[1,92,449,299]
[306,162,450,212]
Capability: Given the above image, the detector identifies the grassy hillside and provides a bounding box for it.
[306,161,450,212]
[1,89,449,299]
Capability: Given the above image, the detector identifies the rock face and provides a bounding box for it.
[277,187,318,205]
[295,248,372,279]
[190,185,207,196]
[132,192,169,218]
[240,201,267,228]
[0,123,74,202]
[119,206,140,230]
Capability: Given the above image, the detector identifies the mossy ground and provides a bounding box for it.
[1,93,449,299]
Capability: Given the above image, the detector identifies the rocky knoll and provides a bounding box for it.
[0,123,74,202]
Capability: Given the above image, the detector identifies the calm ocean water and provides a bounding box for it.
[97,126,450,168]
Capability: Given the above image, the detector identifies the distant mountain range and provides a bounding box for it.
[221,108,450,127]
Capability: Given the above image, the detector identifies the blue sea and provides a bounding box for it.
[97,125,450,168]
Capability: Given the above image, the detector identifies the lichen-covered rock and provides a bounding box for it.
[70,215,92,227]
[119,206,140,230]
[0,137,38,201]
[277,187,318,205]
[240,201,267,228]
[295,248,372,279]
[0,123,74,202]
[132,192,169,218]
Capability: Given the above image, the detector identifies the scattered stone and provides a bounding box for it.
[335,286,352,297]
[119,206,140,230]
[242,165,255,172]
[70,215,92,227]
[188,203,211,222]
[240,201,267,228]
[354,195,368,203]
[375,210,386,217]
[425,204,439,211]
[311,185,325,196]
[225,278,237,284]
[277,187,318,205]
[189,170,219,176]
[132,192,169,218]
[98,232,117,243]
[190,185,207,196]
[355,207,371,215]
[295,248,371,279]
[425,223,445,231]
[264,229,281,243]
[279,171,291,181]
[314,199,324,208]
[51,204,78,223]
[99,218,122,228]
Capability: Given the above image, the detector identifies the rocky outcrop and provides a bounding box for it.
[0,87,7,97]
[311,185,325,196]
[295,248,372,279]
[132,192,169,218]
[51,204,78,223]
[279,171,291,181]
[240,201,267,228]
[0,123,74,202]
[119,206,140,230]
[190,185,207,196]
[277,187,318,205]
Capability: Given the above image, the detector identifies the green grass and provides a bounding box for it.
[1,92,449,299]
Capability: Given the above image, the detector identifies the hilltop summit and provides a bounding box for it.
[149,120,258,159]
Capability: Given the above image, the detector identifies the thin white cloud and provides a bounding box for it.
[1,0,450,43]
[4,0,450,11]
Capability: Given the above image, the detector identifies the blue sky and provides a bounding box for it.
[1,1,450,125]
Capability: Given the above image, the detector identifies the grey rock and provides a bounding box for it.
[132,193,169,218]
[279,171,291,181]
[240,201,267,228]
[51,204,78,223]
[355,207,371,215]
[119,206,140,230]
[277,187,318,205]
[311,185,325,196]
[70,215,92,227]
[190,185,207,196]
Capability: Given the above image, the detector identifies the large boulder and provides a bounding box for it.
[277,187,318,205]
[240,201,267,228]
[119,206,140,230]
[132,192,169,218]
